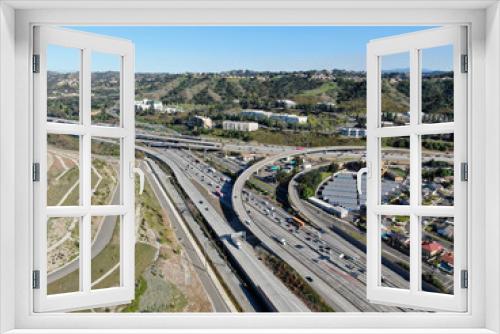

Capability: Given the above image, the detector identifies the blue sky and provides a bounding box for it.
[47,26,451,73]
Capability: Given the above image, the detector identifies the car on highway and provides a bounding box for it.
[235,240,242,249]
[278,237,286,246]
[305,276,314,282]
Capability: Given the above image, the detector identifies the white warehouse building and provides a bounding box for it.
[223,121,259,132]
[308,196,349,219]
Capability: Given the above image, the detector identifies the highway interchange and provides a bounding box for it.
[48,128,450,312]
[138,146,310,312]
[140,143,413,312]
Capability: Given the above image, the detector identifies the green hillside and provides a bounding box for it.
[47,69,453,131]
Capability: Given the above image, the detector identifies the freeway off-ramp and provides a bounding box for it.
[231,146,365,251]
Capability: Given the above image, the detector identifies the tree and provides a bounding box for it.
[299,186,315,199]
[344,160,366,172]
[327,162,339,173]
[276,170,290,184]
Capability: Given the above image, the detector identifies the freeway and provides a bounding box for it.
[223,143,295,154]
[138,146,310,312]
[232,146,448,293]
[168,149,361,311]
[243,198,400,312]
[141,159,234,312]
[145,158,258,312]
[137,132,208,143]
[140,140,222,151]
[288,164,453,294]
[171,148,406,312]
[231,146,365,253]
[229,146,426,310]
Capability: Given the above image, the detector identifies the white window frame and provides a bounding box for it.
[366,26,467,312]
[0,1,498,333]
[32,26,136,312]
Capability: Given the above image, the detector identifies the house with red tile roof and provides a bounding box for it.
[422,241,444,258]
[440,251,454,267]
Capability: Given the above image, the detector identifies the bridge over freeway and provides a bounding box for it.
[136,132,223,151]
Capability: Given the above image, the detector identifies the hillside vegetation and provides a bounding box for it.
[47,70,454,141]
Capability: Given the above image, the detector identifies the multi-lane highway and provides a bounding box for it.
[169,150,360,311]
[287,168,411,288]
[287,163,453,294]
[131,140,451,311]
[145,158,259,312]
[170,148,411,312]
[138,146,310,312]
[141,159,235,312]
[227,146,431,310]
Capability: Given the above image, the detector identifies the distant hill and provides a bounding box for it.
[135,71,343,107]
[47,69,453,124]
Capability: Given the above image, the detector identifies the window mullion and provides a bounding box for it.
[409,47,420,294]
[80,48,92,293]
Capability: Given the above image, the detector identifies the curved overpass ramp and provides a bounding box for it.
[231,146,367,311]
[232,146,365,224]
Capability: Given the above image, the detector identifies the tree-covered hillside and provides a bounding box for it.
[47,69,453,130]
